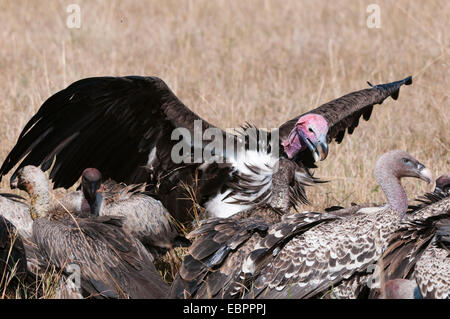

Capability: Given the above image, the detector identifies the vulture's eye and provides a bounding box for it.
[402,158,410,164]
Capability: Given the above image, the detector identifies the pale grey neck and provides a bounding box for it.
[376,170,408,216]
[29,182,51,220]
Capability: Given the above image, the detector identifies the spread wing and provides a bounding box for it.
[0,76,223,189]
[279,76,412,166]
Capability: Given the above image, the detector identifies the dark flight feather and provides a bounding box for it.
[33,215,169,299]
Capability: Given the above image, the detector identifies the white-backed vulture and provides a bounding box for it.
[0,76,412,224]
[12,165,169,299]
[52,168,190,257]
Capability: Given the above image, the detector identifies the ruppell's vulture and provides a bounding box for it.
[173,150,432,299]
[52,168,190,258]
[375,175,450,299]
[12,165,170,299]
[0,76,412,224]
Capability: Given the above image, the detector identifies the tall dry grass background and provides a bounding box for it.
[0,0,448,210]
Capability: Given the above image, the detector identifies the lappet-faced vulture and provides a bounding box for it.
[0,76,412,224]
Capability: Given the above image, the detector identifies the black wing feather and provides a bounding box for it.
[0,76,219,189]
[279,76,412,147]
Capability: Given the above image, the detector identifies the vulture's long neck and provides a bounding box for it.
[28,178,51,220]
[87,192,103,216]
[375,161,408,216]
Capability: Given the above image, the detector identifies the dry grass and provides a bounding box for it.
[0,0,448,211]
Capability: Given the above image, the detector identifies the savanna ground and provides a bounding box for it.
[0,0,448,295]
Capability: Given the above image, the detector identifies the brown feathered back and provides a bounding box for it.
[33,215,169,298]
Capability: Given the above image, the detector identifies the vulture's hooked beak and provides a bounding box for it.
[283,123,329,162]
[302,131,328,162]
[10,176,18,189]
[417,164,432,184]
[89,183,99,202]
[82,180,101,205]
[316,134,329,161]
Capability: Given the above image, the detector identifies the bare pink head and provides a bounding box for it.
[282,113,329,161]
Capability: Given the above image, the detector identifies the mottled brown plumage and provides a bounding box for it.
[377,180,450,299]
[170,159,339,299]
[414,236,449,299]
[0,192,55,294]
[94,179,188,252]
[0,76,412,224]
[240,150,431,299]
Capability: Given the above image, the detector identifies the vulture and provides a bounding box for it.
[0,216,27,292]
[0,75,412,224]
[374,174,450,299]
[172,150,432,299]
[11,165,170,299]
[170,158,338,298]
[53,167,190,257]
